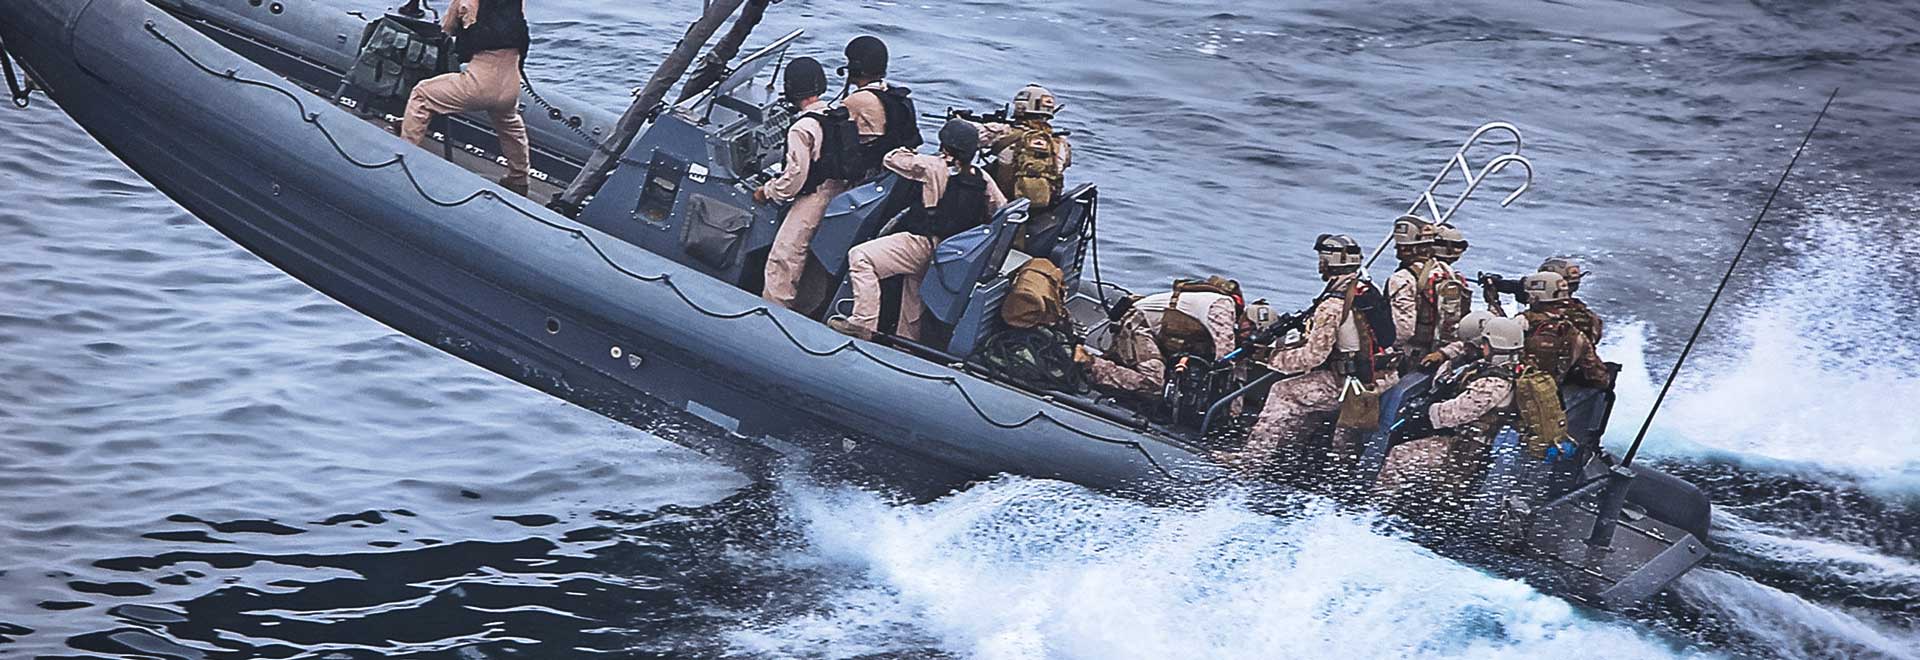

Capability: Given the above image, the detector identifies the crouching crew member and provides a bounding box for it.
[402,0,531,196]
[1078,281,1241,397]
[1377,316,1528,499]
[755,57,852,310]
[1222,234,1393,472]
[830,120,1007,341]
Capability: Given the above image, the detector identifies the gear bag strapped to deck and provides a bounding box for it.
[1002,257,1067,329]
[975,326,1084,393]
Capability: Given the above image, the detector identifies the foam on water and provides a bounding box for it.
[729,478,1708,660]
[1601,189,1920,487]
[1672,568,1919,660]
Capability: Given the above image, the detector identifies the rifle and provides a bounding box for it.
[1476,271,1536,316]
[1215,309,1309,365]
[922,107,1075,137]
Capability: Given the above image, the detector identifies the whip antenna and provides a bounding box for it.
[1621,88,1838,467]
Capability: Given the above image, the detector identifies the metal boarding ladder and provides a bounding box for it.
[1364,121,1538,270]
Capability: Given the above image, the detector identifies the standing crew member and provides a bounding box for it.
[1222,234,1392,472]
[1077,284,1241,397]
[1520,272,1613,389]
[1384,216,1434,363]
[401,0,531,196]
[1433,225,1469,265]
[830,120,1006,341]
[754,57,851,310]
[839,36,922,175]
[977,84,1073,212]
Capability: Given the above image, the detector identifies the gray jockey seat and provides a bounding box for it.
[923,199,1031,355]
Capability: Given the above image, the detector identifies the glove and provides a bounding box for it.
[752,187,770,205]
[1390,405,1435,444]
[1420,351,1448,368]
[1072,345,1094,368]
[1542,438,1579,463]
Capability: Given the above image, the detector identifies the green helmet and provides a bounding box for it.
[1523,271,1571,303]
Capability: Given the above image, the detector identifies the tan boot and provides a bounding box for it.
[499,176,530,198]
[826,317,873,341]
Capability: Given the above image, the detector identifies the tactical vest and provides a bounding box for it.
[856,86,924,173]
[1433,360,1519,436]
[900,170,990,240]
[992,122,1065,210]
[1394,260,1435,354]
[1562,299,1605,343]
[453,0,530,63]
[1520,310,1581,381]
[1307,278,1388,381]
[797,108,862,196]
[1159,283,1238,358]
[1418,260,1473,343]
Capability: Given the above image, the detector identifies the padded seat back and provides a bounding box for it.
[922,200,1031,325]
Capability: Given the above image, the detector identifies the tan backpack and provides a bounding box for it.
[1001,257,1067,328]
[1512,367,1570,457]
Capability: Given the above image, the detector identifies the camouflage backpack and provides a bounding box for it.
[1004,124,1064,209]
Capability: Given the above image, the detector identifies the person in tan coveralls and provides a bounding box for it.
[1221,234,1388,472]
[753,57,846,310]
[1376,316,1527,499]
[1081,290,1239,396]
[401,0,531,196]
[829,120,1007,341]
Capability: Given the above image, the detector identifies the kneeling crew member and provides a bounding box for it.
[755,57,848,310]
[831,120,1007,341]
[1079,287,1240,397]
[1224,234,1388,470]
[402,0,532,196]
[1378,316,1527,498]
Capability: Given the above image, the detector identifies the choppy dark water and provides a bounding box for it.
[4,0,1919,658]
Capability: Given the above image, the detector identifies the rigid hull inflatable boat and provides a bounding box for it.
[0,0,1711,608]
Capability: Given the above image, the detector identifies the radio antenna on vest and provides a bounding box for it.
[1621,88,1837,468]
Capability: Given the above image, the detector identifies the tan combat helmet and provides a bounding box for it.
[1456,309,1496,343]
[1483,316,1526,352]
[1522,270,1572,303]
[1012,83,1060,119]
[1391,215,1437,246]
[1538,256,1585,294]
[1315,233,1364,273]
[1435,225,1468,263]
[1244,300,1281,334]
